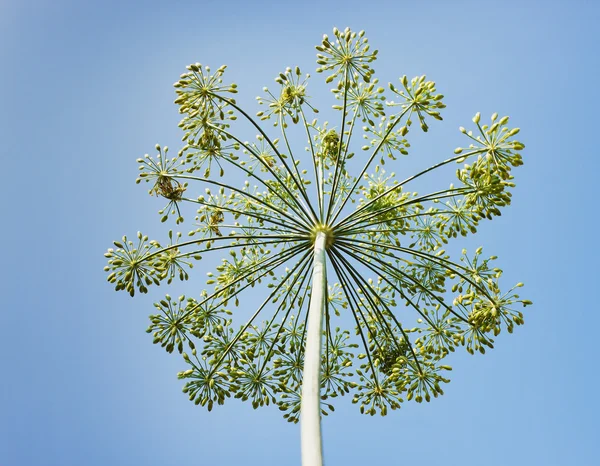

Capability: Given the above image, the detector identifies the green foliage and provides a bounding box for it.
[105,27,530,419]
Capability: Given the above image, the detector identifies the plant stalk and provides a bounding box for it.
[301,231,327,466]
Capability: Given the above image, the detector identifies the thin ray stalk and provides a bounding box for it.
[333,149,487,229]
[205,124,317,225]
[329,246,423,373]
[328,106,412,225]
[327,250,381,381]
[175,174,312,230]
[209,249,313,372]
[182,242,311,320]
[336,240,467,325]
[212,94,320,222]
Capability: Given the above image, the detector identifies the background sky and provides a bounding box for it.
[1,0,599,465]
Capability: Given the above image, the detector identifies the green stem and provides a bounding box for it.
[333,149,486,230]
[175,174,311,231]
[337,236,494,303]
[329,246,423,374]
[279,113,316,217]
[327,249,381,383]
[211,93,319,222]
[329,106,413,225]
[209,249,313,373]
[327,108,359,223]
[181,241,310,321]
[259,256,314,374]
[203,124,316,226]
[144,234,303,261]
[336,188,472,235]
[299,108,323,221]
[183,197,307,234]
[325,68,350,223]
[301,232,326,466]
[336,240,469,324]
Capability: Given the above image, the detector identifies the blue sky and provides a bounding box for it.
[1,0,599,465]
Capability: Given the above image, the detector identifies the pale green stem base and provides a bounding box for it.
[301,231,327,466]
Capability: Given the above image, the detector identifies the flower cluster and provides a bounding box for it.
[257,67,318,126]
[333,79,385,125]
[362,118,410,162]
[105,27,530,421]
[136,145,187,223]
[146,294,198,354]
[388,75,446,132]
[104,232,162,296]
[316,27,378,84]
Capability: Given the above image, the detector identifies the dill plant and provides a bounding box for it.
[104,27,531,466]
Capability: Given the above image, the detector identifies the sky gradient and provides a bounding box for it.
[1,1,599,465]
